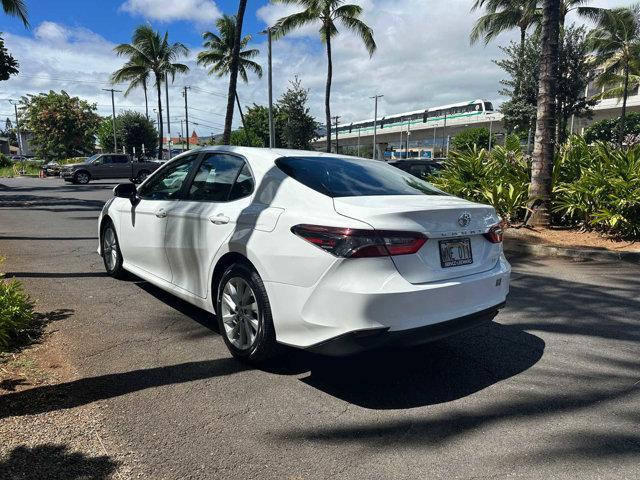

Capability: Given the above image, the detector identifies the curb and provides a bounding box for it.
[504,240,640,264]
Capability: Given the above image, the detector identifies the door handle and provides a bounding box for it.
[155,208,167,218]
[209,214,230,225]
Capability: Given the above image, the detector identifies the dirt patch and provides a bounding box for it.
[505,227,640,252]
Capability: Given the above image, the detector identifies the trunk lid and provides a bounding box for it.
[333,195,502,283]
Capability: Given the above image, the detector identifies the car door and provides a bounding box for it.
[116,154,199,281]
[90,155,112,179]
[110,155,131,178]
[165,152,254,298]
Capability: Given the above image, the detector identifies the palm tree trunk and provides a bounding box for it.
[156,75,163,157]
[143,80,149,120]
[618,57,630,147]
[222,0,248,145]
[325,28,333,153]
[528,0,561,227]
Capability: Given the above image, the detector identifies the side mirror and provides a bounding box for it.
[114,183,137,202]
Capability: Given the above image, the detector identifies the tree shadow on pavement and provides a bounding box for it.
[0,357,245,419]
[0,444,120,480]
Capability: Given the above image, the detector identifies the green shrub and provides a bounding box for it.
[0,259,35,350]
[0,153,11,168]
[584,112,640,143]
[553,137,640,238]
[428,146,530,223]
[452,127,495,151]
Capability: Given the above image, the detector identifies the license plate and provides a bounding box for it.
[439,238,473,268]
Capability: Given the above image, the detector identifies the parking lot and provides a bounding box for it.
[1,177,639,479]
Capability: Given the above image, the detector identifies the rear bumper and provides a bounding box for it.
[307,302,504,356]
[266,254,511,350]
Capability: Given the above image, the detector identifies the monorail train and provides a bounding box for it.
[336,99,495,135]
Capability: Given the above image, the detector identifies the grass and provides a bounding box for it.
[0,163,42,177]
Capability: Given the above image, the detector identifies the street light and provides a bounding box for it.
[370,94,383,160]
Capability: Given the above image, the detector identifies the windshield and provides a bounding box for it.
[84,154,101,164]
[276,156,446,198]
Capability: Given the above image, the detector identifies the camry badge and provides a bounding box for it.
[458,212,471,228]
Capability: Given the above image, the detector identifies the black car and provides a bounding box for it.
[388,160,443,179]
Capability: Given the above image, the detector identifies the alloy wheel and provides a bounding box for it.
[220,277,259,350]
[77,172,89,184]
[102,227,118,271]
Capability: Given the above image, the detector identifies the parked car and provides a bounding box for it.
[98,147,510,363]
[61,153,161,184]
[388,159,444,179]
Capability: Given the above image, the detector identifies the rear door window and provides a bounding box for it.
[276,156,445,197]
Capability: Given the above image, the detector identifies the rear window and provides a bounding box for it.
[276,156,445,198]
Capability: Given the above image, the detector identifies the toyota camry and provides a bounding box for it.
[98,147,510,362]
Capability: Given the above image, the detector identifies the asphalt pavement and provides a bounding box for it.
[0,177,639,479]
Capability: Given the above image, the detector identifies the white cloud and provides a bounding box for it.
[119,0,221,24]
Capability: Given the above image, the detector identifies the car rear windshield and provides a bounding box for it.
[275,156,446,198]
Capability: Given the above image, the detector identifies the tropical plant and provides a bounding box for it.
[2,0,28,27]
[221,0,248,145]
[471,0,540,96]
[197,14,262,83]
[0,257,35,351]
[553,137,640,237]
[0,152,10,168]
[114,26,189,155]
[273,0,376,152]
[586,4,640,147]
[111,56,151,120]
[428,146,531,223]
[20,90,102,160]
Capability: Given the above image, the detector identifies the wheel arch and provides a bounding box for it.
[210,252,257,307]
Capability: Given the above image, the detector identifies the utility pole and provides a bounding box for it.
[333,116,341,153]
[165,72,171,157]
[102,88,122,152]
[370,94,383,160]
[267,27,275,148]
[8,100,21,155]
[357,127,361,157]
[183,86,190,151]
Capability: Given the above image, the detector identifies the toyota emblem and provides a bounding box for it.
[458,212,471,227]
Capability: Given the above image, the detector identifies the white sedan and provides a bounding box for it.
[98,147,510,362]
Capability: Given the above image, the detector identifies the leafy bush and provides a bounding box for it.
[553,137,640,237]
[452,127,495,151]
[0,259,35,350]
[428,146,530,223]
[584,112,640,143]
[0,153,11,168]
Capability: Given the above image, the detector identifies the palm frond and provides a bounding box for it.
[2,0,28,27]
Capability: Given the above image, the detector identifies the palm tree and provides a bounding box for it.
[586,5,640,147]
[471,0,540,95]
[111,56,151,120]
[197,14,263,82]
[222,0,249,145]
[528,0,561,227]
[273,0,376,153]
[114,26,189,155]
[2,0,28,27]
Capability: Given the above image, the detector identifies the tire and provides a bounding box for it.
[216,262,279,363]
[136,170,150,183]
[100,221,127,279]
[74,171,91,184]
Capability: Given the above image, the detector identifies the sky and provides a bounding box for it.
[0,0,629,136]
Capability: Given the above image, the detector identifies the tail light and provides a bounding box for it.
[483,221,505,243]
[291,224,427,258]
